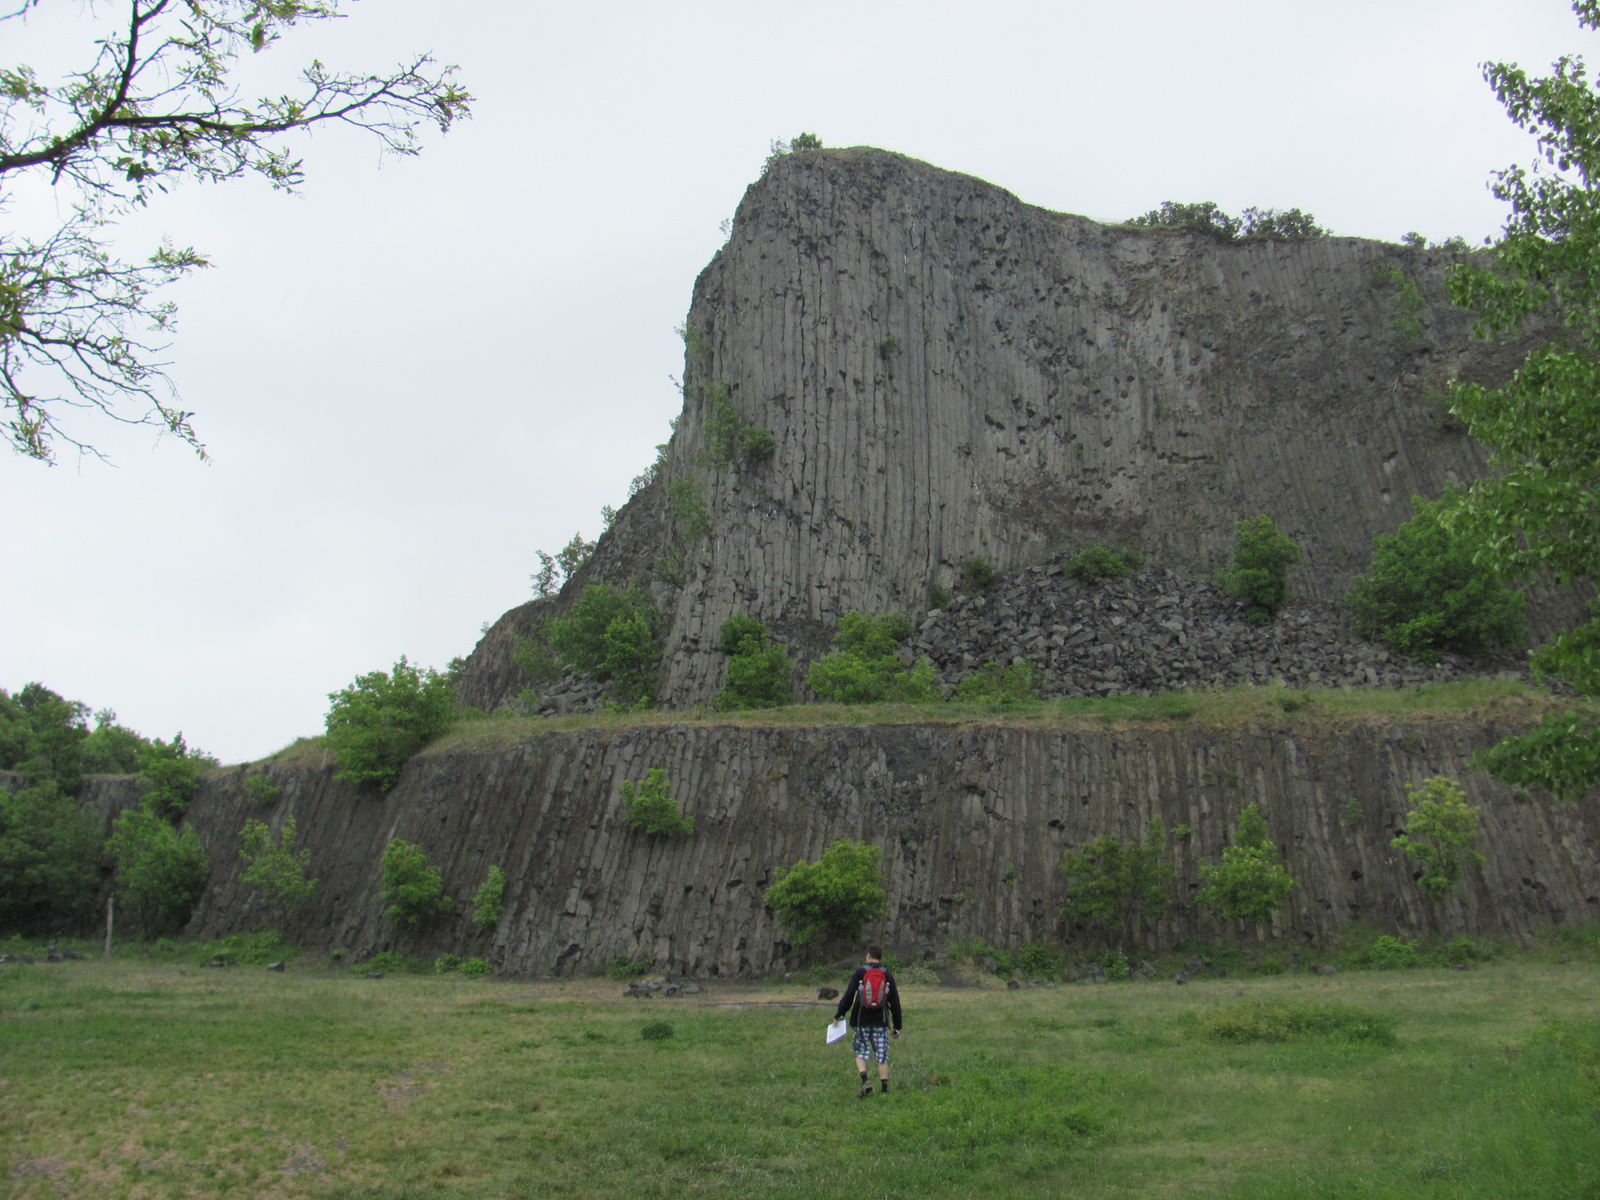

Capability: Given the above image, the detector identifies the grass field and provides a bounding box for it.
[4,950,1599,1199]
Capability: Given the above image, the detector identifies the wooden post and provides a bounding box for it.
[104,895,113,960]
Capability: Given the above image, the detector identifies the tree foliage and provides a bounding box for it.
[472,864,505,931]
[136,732,205,819]
[1059,822,1172,947]
[714,615,792,710]
[0,0,471,462]
[764,839,888,947]
[1438,3,1600,799]
[238,815,317,924]
[379,837,451,927]
[807,611,938,704]
[1196,804,1299,929]
[619,767,693,837]
[324,657,457,792]
[1391,777,1484,901]
[106,803,210,932]
[1346,494,1526,663]
[0,781,101,928]
[545,585,663,704]
[1128,201,1327,241]
[1221,515,1301,623]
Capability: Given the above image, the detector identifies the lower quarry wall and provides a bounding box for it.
[169,716,1600,978]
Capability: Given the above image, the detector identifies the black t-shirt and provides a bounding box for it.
[833,963,903,1030]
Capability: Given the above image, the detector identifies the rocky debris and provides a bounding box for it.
[1067,962,1108,984]
[1173,973,1188,985]
[363,971,385,979]
[1131,960,1157,980]
[624,978,669,999]
[1184,957,1205,974]
[201,957,233,969]
[521,669,611,720]
[266,961,286,972]
[683,983,702,995]
[1006,978,1021,990]
[817,986,840,1000]
[1312,964,1339,976]
[913,559,1511,700]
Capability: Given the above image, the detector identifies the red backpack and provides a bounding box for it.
[860,965,889,1010]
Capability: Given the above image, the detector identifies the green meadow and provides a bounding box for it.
[4,947,1598,1199]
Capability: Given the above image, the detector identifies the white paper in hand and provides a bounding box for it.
[826,1019,848,1045]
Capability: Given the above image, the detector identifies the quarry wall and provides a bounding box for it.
[163,716,1600,977]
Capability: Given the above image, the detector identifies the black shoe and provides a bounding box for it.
[857,1083,874,1099]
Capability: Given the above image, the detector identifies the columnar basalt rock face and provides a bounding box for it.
[178,718,1600,977]
[458,147,1542,712]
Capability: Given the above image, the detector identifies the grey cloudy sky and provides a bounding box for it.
[0,0,1586,764]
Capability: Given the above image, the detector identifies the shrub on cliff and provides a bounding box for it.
[380,838,452,927]
[1221,515,1301,623]
[324,657,458,792]
[1128,201,1327,241]
[0,781,101,929]
[701,383,775,467]
[807,611,938,704]
[1346,494,1526,663]
[956,661,1039,704]
[714,616,793,710]
[620,768,693,837]
[1391,777,1483,902]
[137,733,208,819]
[765,839,888,947]
[472,865,506,930]
[545,585,664,705]
[1060,822,1172,949]
[107,805,211,933]
[1065,544,1142,584]
[239,816,318,926]
[1197,804,1298,933]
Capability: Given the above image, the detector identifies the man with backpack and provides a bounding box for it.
[833,945,903,1097]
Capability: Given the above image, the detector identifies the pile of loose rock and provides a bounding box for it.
[622,977,703,999]
[524,671,610,719]
[913,556,1515,698]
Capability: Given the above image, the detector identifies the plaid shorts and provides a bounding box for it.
[852,1025,891,1063]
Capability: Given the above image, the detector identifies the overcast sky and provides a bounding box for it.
[0,0,1588,764]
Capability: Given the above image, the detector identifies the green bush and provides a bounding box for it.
[243,773,281,808]
[765,839,888,947]
[1012,943,1067,978]
[324,657,457,792]
[379,838,452,928]
[1128,201,1327,241]
[458,956,491,977]
[1361,935,1421,970]
[106,805,210,933]
[1221,515,1301,622]
[701,383,775,466]
[0,782,101,929]
[80,709,152,774]
[238,816,317,924]
[546,585,663,704]
[1065,545,1142,583]
[807,611,938,704]
[606,955,654,980]
[1205,1000,1395,1045]
[433,954,491,977]
[1196,804,1298,930]
[962,556,995,590]
[928,581,951,610]
[619,768,693,837]
[136,734,206,819]
[433,952,464,974]
[955,661,1039,704]
[1438,933,1494,966]
[1346,495,1526,663]
[1101,951,1131,980]
[472,864,505,931]
[714,616,792,710]
[640,1020,675,1041]
[1392,776,1484,901]
[1060,822,1172,947]
[512,622,562,685]
[361,950,426,975]
[666,476,711,542]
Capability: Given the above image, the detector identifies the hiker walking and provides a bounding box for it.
[834,944,902,1097]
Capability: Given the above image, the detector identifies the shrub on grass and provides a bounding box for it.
[1346,495,1526,663]
[106,805,210,933]
[324,657,457,792]
[1221,515,1301,623]
[379,838,452,927]
[1060,822,1173,948]
[1392,776,1484,901]
[765,839,888,947]
[472,865,505,931]
[1362,935,1421,970]
[0,781,101,928]
[807,611,938,704]
[458,956,491,977]
[238,816,318,925]
[1438,933,1494,966]
[956,661,1039,704]
[434,953,464,974]
[434,954,491,977]
[1065,545,1142,583]
[1205,1000,1396,1046]
[619,768,693,837]
[362,950,426,974]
